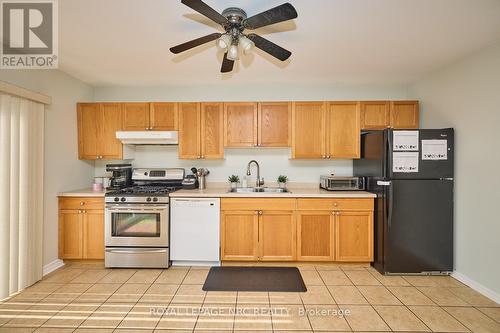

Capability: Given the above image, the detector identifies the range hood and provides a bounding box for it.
[116,131,178,145]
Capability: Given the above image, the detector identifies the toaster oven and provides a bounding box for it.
[320,176,365,191]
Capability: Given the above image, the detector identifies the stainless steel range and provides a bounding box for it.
[104,168,185,268]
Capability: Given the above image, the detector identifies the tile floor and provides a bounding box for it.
[0,261,499,332]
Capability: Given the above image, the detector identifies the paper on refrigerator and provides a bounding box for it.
[393,152,419,173]
[393,131,419,151]
[422,139,448,160]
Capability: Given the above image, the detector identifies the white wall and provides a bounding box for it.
[0,70,94,266]
[410,42,500,296]
[93,83,410,182]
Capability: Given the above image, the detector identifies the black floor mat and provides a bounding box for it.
[202,266,307,292]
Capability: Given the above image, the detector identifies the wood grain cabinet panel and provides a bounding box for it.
[77,103,100,160]
[224,102,258,147]
[150,102,177,130]
[390,101,419,129]
[178,102,201,159]
[335,211,373,262]
[258,102,291,147]
[328,102,361,159]
[100,103,123,159]
[221,211,259,261]
[259,211,296,261]
[201,103,224,159]
[59,197,104,260]
[297,211,334,261]
[59,210,83,259]
[291,102,327,159]
[122,103,150,131]
[361,101,390,129]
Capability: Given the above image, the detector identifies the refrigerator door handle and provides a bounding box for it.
[388,183,394,230]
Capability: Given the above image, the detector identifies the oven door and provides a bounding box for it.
[105,204,169,247]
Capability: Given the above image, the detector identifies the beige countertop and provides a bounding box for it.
[58,188,105,197]
[169,186,376,198]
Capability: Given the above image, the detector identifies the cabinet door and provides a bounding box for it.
[201,103,224,159]
[390,101,419,129]
[361,101,390,129]
[77,103,100,160]
[335,211,373,262]
[259,211,296,261]
[328,102,361,159]
[221,211,259,261]
[178,102,201,159]
[291,102,326,159]
[258,102,291,147]
[122,103,150,131]
[150,102,177,130]
[100,103,123,159]
[83,210,104,259]
[59,210,83,259]
[297,211,334,261]
[224,102,257,147]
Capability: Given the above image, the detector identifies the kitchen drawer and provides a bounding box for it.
[221,198,296,211]
[297,198,373,211]
[59,197,104,210]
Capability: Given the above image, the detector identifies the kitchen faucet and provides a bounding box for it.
[246,160,264,188]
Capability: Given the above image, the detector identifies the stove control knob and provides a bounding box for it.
[144,172,148,176]
[153,197,158,202]
[114,197,119,202]
[120,197,126,202]
[147,197,152,202]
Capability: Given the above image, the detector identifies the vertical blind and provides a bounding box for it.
[0,93,44,299]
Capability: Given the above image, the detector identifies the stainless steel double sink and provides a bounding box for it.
[227,187,291,193]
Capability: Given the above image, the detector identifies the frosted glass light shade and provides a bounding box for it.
[239,35,254,54]
[227,44,239,60]
[217,34,232,51]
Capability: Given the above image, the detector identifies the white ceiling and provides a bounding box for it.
[59,0,500,87]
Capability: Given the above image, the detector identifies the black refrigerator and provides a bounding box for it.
[353,128,454,274]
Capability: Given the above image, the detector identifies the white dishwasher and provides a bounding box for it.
[170,198,220,266]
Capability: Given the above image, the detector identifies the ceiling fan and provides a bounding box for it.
[170,0,298,73]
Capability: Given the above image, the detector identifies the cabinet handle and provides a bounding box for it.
[82,210,86,214]
[259,210,263,215]
[80,202,85,206]
[322,155,326,159]
[327,155,331,159]
[333,202,338,207]
[255,211,259,215]
[78,210,82,214]
[201,155,204,159]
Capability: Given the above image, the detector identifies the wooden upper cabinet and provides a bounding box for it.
[100,103,123,159]
[150,102,177,130]
[224,102,258,147]
[122,103,150,131]
[296,211,334,261]
[390,101,419,129]
[259,211,296,261]
[291,102,326,159]
[201,103,224,159]
[328,102,361,159]
[361,101,390,129]
[335,211,373,262]
[258,102,291,147]
[77,103,100,160]
[221,211,259,261]
[178,102,201,159]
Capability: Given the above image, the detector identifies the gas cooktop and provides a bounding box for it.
[106,185,181,197]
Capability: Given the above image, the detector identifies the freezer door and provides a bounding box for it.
[388,128,454,179]
[385,179,453,273]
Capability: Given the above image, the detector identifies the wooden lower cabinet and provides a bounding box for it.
[58,197,104,260]
[259,211,296,261]
[335,211,374,262]
[221,211,259,261]
[221,198,374,263]
[296,211,334,261]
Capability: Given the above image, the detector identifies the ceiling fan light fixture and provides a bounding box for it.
[227,44,239,61]
[216,34,232,51]
[239,35,254,54]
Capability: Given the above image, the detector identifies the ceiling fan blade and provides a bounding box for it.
[243,3,297,30]
[170,33,221,54]
[221,52,234,73]
[181,0,228,26]
[247,34,291,61]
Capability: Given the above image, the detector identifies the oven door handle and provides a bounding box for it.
[105,249,168,254]
[106,208,167,213]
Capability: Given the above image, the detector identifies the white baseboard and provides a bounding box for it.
[43,259,65,276]
[452,271,500,304]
